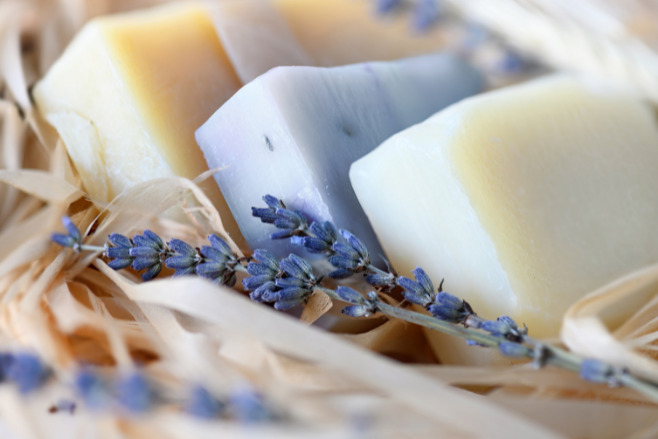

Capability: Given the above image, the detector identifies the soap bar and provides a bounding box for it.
[196,54,483,258]
[350,75,658,362]
[272,0,447,65]
[211,0,312,83]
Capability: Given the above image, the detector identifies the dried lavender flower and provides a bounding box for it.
[398,267,434,306]
[243,249,280,302]
[374,0,402,14]
[252,194,308,240]
[74,369,112,410]
[115,371,154,414]
[427,291,473,323]
[411,0,442,31]
[196,234,239,286]
[328,229,370,278]
[228,389,273,423]
[498,341,531,358]
[293,221,338,254]
[273,254,317,310]
[185,385,224,419]
[165,238,199,276]
[51,216,82,251]
[129,230,165,281]
[580,359,615,384]
[106,233,134,270]
[3,353,50,394]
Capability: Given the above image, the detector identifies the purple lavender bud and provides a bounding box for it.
[374,0,402,14]
[398,277,431,306]
[51,233,77,249]
[336,286,364,304]
[251,207,278,224]
[252,249,280,272]
[62,216,82,243]
[339,229,370,262]
[106,234,134,270]
[328,268,355,279]
[275,277,306,289]
[412,0,442,32]
[165,239,198,276]
[498,342,530,358]
[132,230,163,251]
[185,385,224,419]
[115,372,154,414]
[5,353,49,394]
[365,273,395,287]
[428,292,470,322]
[228,389,272,423]
[342,305,369,317]
[580,359,614,383]
[51,216,82,249]
[263,194,283,209]
[74,369,111,410]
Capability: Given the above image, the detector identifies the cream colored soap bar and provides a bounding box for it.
[272,0,447,65]
[33,2,257,244]
[351,75,658,363]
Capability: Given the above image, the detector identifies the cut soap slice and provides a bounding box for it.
[350,75,658,364]
[196,53,483,258]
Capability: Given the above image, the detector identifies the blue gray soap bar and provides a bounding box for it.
[195,53,483,258]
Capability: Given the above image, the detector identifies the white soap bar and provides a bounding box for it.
[196,54,483,258]
[350,75,658,362]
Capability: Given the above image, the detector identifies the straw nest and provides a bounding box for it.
[0,0,657,437]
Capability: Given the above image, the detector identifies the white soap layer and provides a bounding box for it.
[196,54,483,257]
[351,75,658,355]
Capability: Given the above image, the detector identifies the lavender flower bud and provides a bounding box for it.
[342,305,369,317]
[580,359,614,384]
[51,216,83,250]
[499,342,530,358]
[4,353,49,394]
[336,286,364,304]
[115,371,154,414]
[228,389,272,423]
[185,385,224,419]
[74,369,111,410]
[399,267,435,306]
[106,233,134,270]
[165,239,198,276]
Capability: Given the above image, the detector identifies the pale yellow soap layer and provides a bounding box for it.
[272,0,447,65]
[34,2,243,244]
[351,76,658,356]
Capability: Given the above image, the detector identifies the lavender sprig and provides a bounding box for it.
[51,217,244,284]
[51,206,658,403]
[72,367,278,420]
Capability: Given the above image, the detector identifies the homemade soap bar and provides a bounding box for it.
[196,54,483,258]
[350,75,658,363]
[273,0,447,65]
[33,2,272,245]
